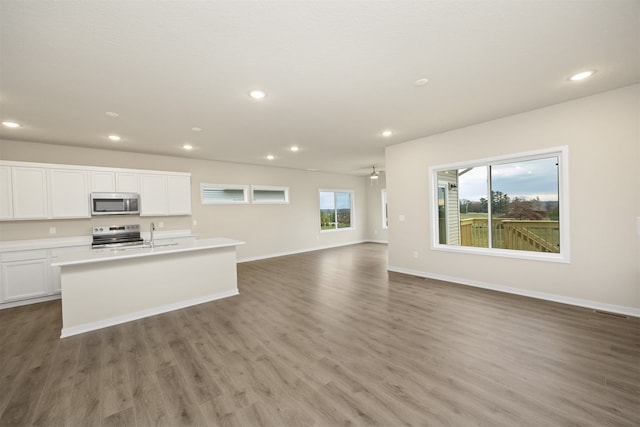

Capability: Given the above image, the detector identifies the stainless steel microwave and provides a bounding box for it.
[90,192,140,216]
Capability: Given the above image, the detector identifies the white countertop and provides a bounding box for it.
[0,229,195,253]
[51,237,245,267]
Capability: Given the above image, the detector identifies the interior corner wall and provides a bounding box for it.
[0,140,370,261]
[385,84,640,312]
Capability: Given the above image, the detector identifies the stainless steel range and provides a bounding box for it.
[92,224,144,248]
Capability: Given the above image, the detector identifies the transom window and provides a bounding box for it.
[319,190,354,231]
[431,147,569,262]
[252,186,289,204]
[201,184,249,204]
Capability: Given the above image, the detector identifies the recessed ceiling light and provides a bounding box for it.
[105,112,119,118]
[414,78,429,86]
[266,154,275,160]
[191,127,202,132]
[382,130,393,137]
[108,135,122,141]
[182,144,193,150]
[290,145,299,152]
[250,90,266,99]
[569,70,596,81]
[2,121,20,128]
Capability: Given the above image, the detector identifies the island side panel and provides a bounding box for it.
[60,246,238,337]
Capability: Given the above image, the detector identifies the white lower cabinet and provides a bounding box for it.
[1,250,50,302]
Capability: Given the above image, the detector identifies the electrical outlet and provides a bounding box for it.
[399,215,406,222]
[158,221,164,228]
[413,250,418,259]
[192,219,198,226]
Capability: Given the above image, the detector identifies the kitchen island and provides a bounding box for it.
[51,237,244,338]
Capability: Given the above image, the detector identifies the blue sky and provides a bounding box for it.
[458,157,558,202]
[320,191,351,209]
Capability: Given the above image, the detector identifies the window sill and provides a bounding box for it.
[320,227,355,233]
[432,243,569,263]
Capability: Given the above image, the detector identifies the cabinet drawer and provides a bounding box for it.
[2,249,48,262]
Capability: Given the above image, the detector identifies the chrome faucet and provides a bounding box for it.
[149,222,155,248]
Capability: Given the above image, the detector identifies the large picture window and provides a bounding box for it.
[320,190,354,231]
[431,147,569,262]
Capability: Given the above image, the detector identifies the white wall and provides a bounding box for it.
[0,140,371,260]
[365,173,388,243]
[386,85,640,313]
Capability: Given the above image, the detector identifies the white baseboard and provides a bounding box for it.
[0,294,61,310]
[387,266,640,318]
[60,288,239,338]
[237,240,370,263]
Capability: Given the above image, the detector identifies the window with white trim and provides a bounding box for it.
[201,183,249,204]
[252,186,289,204]
[319,190,354,231]
[431,147,568,262]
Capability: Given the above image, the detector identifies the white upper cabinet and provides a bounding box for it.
[140,174,192,216]
[0,161,191,220]
[91,171,116,192]
[92,171,138,193]
[0,166,13,220]
[167,175,192,215]
[49,169,90,218]
[139,174,168,216]
[116,173,138,193]
[12,167,48,219]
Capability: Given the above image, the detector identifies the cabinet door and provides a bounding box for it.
[49,169,90,218]
[92,171,116,192]
[12,167,48,219]
[0,166,13,220]
[1,251,49,301]
[139,174,167,216]
[167,175,192,215]
[116,173,138,192]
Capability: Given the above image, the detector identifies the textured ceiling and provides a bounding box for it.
[0,1,638,175]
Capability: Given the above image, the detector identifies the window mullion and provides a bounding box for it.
[487,165,493,248]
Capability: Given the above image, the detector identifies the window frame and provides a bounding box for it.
[319,189,355,232]
[200,183,249,205]
[251,185,290,204]
[429,146,569,263]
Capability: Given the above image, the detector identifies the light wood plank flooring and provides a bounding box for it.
[1,243,638,426]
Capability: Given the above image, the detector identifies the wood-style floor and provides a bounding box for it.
[0,243,638,426]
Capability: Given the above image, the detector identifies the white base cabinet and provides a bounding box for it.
[1,250,50,302]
